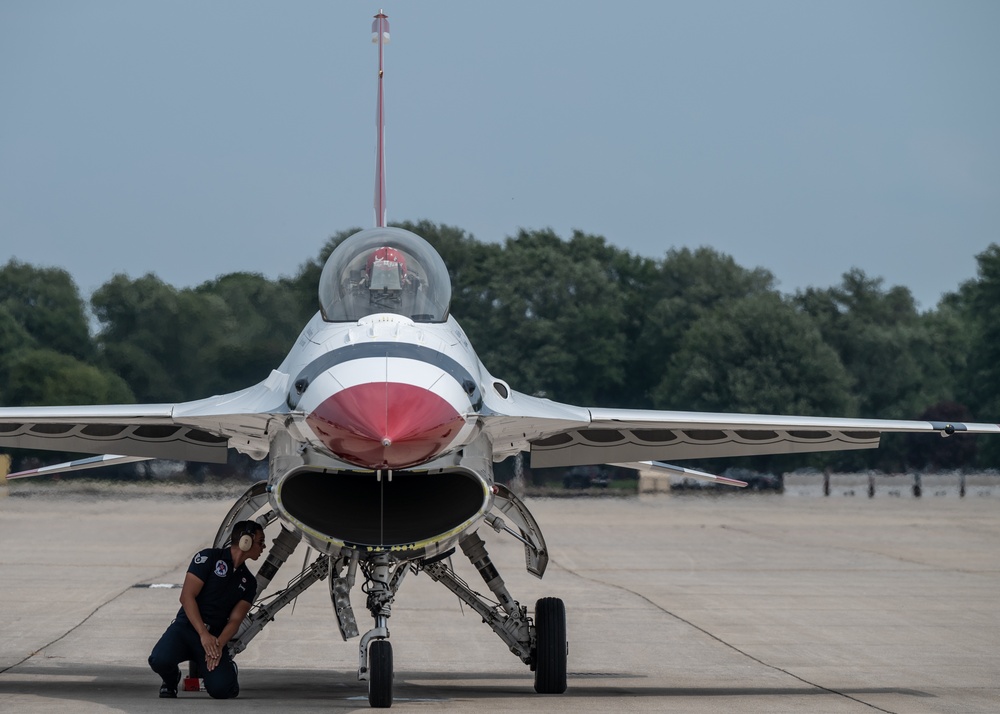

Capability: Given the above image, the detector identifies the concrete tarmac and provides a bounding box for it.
[0,482,998,713]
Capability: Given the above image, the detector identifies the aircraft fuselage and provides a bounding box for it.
[266,307,498,559]
[289,312,483,470]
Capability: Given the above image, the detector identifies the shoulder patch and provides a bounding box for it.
[194,553,208,565]
[214,560,229,577]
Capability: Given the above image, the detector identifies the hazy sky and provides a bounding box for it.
[2,1,998,310]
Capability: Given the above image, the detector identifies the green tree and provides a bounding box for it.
[0,307,36,405]
[650,292,856,473]
[194,272,305,394]
[92,274,229,401]
[2,348,133,406]
[472,229,629,405]
[0,260,94,361]
[794,269,975,470]
[633,247,776,407]
[911,301,972,408]
[795,269,943,420]
[0,305,35,354]
[953,244,1000,466]
[653,292,853,416]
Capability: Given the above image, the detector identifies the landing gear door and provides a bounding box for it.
[492,483,548,578]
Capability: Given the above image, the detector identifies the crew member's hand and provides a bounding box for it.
[205,650,221,672]
[200,631,221,671]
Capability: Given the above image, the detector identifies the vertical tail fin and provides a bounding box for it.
[372,11,390,228]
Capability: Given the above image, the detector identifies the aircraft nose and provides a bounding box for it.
[306,381,466,469]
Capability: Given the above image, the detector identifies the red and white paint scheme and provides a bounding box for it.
[302,348,472,469]
[283,223,484,474]
[292,314,480,469]
[3,11,999,708]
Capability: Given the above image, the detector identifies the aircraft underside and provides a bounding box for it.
[216,476,564,708]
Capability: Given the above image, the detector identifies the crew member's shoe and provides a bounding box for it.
[159,670,181,698]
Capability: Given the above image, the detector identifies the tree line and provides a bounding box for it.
[2,220,999,472]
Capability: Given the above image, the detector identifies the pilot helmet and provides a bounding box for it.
[366,247,408,291]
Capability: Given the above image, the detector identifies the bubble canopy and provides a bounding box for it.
[318,227,452,323]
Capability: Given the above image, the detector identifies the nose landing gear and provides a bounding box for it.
[357,552,408,708]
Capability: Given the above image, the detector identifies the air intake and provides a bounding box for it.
[278,468,487,548]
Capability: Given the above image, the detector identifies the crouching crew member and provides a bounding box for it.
[148,520,266,698]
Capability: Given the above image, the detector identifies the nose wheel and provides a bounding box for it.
[367,639,393,708]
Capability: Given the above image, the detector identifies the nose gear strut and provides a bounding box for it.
[358,552,408,708]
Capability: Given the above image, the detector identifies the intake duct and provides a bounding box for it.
[277,467,488,548]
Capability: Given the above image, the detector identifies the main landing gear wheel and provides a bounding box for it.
[533,597,567,694]
[368,639,393,708]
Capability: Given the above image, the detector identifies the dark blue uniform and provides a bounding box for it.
[148,548,258,699]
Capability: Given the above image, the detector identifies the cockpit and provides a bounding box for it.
[318,227,452,322]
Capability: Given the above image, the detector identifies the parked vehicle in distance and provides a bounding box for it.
[563,466,610,489]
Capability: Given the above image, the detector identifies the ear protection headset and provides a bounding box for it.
[237,522,258,553]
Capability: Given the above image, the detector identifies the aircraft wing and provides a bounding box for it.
[0,370,290,464]
[483,391,1000,468]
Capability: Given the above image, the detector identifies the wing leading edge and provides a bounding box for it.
[483,393,1000,469]
[0,370,290,464]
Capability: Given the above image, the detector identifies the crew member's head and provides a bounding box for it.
[231,520,266,559]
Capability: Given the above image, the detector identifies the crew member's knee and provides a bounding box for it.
[147,652,170,676]
[204,662,240,699]
[148,624,183,678]
[206,681,239,699]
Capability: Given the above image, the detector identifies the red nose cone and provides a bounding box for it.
[306,382,465,469]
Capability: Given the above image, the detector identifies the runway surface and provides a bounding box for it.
[1,481,998,713]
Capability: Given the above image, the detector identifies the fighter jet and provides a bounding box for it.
[2,12,998,708]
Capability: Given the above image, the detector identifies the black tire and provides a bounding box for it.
[533,597,567,694]
[368,639,393,708]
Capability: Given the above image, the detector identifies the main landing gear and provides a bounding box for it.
[532,597,568,694]
[420,483,568,696]
[421,533,567,696]
[212,482,568,708]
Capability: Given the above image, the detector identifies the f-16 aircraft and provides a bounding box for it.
[2,12,999,709]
